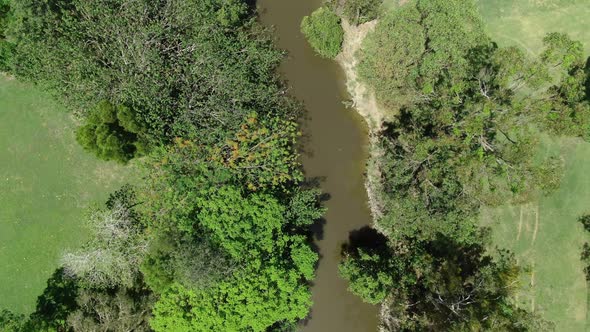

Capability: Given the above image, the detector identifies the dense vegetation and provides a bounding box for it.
[0,0,324,331]
[301,7,344,59]
[334,0,590,330]
[340,0,383,25]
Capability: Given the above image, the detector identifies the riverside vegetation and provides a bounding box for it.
[0,0,325,331]
[302,0,590,330]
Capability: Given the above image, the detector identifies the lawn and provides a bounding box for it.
[0,76,133,314]
[481,138,590,331]
[477,0,590,56]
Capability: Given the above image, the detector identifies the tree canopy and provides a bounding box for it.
[338,0,590,330]
[1,0,325,330]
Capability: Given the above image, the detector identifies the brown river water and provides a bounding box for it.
[258,1,379,331]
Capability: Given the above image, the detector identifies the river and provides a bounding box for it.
[258,1,379,331]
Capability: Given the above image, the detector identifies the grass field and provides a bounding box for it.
[0,77,133,314]
[481,138,590,331]
[478,0,590,56]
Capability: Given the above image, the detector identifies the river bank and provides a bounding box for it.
[334,18,388,233]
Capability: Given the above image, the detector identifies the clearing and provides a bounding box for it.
[0,77,132,314]
[478,0,590,56]
[481,138,590,331]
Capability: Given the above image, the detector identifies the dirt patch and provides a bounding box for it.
[335,19,383,130]
[335,19,391,223]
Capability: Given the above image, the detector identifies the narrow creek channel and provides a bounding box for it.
[258,1,379,331]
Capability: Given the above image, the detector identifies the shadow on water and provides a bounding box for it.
[342,226,389,254]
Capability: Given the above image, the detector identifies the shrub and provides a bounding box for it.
[301,7,344,59]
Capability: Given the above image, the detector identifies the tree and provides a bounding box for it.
[209,113,303,191]
[301,7,344,59]
[141,233,237,293]
[0,310,25,332]
[534,34,590,140]
[0,0,13,72]
[61,188,147,289]
[67,287,154,332]
[341,232,552,331]
[151,264,313,332]
[8,0,297,146]
[25,268,79,332]
[342,0,383,25]
[76,100,149,163]
[358,0,488,110]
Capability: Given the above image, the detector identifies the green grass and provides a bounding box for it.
[0,76,133,314]
[477,0,590,56]
[481,138,590,331]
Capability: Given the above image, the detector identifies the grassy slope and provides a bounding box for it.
[478,0,590,56]
[0,77,132,314]
[482,139,590,331]
[476,1,590,330]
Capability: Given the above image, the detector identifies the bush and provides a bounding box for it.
[301,7,344,59]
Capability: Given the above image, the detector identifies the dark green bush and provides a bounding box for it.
[76,101,149,163]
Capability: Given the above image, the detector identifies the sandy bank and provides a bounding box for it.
[335,19,388,228]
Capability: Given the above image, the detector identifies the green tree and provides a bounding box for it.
[358,0,488,110]
[25,268,79,332]
[341,233,552,331]
[342,0,383,25]
[76,100,149,163]
[151,264,312,332]
[301,7,344,59]
[0,0,13,72]
[0,310,25,332]
[67,286,154,332]
[8,0,297,145]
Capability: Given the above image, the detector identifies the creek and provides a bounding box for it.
[258,1,379,331]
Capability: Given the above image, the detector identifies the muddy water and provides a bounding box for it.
[258,1,379,331]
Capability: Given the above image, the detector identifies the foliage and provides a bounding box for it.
[535,33,590,140]
[0,310,25,332]
[339,228,409,304]
[301,7,344,59]
[358,0,488,110]
[61,188,147,289]
[25,268,79,331]
[209,113,303,190]
[76,100,149,163]
[141,233,237,293]
[357,0,582,242]
[375,42,564,241]
[151,264,312,332]
[67,286,154,332]
[0,0,13,72]
[342,1,590,330]
[140,137,321,331]
[6,0,324,330]
[8,0,295,146]
[342,0,383,25]
[341,232,553,331]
